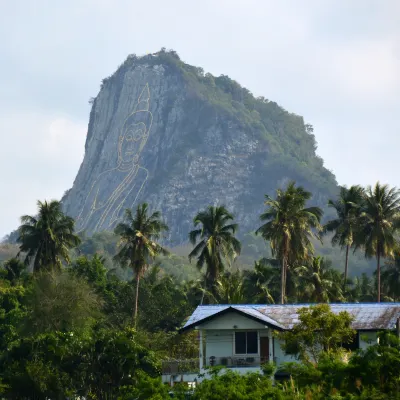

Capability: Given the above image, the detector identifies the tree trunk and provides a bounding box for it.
[344,244,349,290]
[280,256,285,304]
[134,273,140,326]
[377,250,381,303]
[281,236,289,304]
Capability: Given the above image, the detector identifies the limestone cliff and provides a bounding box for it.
[62,50,338,245]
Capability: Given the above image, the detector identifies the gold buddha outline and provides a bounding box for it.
[76,84,152,233]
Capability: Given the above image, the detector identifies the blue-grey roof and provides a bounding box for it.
[181,303,400,331]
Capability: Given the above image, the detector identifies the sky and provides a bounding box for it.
[0,0,399,238]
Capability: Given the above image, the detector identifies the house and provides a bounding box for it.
[162,303,400,385]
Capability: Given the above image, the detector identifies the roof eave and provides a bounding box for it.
[179,306,285,333]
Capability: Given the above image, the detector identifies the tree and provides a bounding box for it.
[324,185,364,288]
[347,273,375,303]
[25,271,102,334]
[281,304,355,364]
[256,182,323,304]
[17,200,80,273]
[214,270,246,304]
[295,257,344,303]
[381,256,400,301]
[188,206,241,296]
[355,183,400,302]
[243,259,280,304]
[0,257,28,285]
[114,204,168,326]
[349,332,400,395]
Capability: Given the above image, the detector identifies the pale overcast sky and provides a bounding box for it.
[0,0,399,238]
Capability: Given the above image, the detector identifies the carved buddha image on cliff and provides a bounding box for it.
[76,84,152,233]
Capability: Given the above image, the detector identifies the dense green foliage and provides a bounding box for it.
[281,304,355,363]
[1,178,400,397]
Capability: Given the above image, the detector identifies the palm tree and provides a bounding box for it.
[295,256,344,303]
[188,206,241,295]
[215,270,246,304]
[243,259,280,304]
[256,182,323,304]
[355,183,400,302]
[347,273,375,303]
[17,200,80,273]
[380,256,400,301]
[324,185,365,288]
[114,203,168,325]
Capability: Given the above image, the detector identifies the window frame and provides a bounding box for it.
[233,330,260,356]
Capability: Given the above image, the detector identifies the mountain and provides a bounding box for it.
[62,49,338,246]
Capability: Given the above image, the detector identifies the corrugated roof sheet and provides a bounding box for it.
[182,303,400,331]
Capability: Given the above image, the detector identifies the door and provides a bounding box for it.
[260,336,269,363]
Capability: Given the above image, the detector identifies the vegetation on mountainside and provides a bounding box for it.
[1,179,400,397]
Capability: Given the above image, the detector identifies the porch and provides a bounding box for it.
[161,355,273,375]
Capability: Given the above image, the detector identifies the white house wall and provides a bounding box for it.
[358,331,378,350]
[273,338,296,366]
[206,330,234,358]
[200,312,267,330]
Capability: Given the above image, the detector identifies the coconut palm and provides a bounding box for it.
[214,270,246,304]
[355,183,400,302]
[295,256,344,303]
[324,185,365,288]
[188,206,241,295]
[347,273,375,303]
[114,203,169,325]
[243,259,280,304]
[380,256,400,301]
[256,182,323,304]
[17,200,80,273]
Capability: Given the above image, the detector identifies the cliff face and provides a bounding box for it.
[62,50,337,245]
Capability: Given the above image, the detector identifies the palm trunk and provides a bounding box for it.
[377,250,381,303]
[200,277,207,305]
[281,237,288,304]
[134,273,140,327]
[344,244,349,290]
[280,256,285,304]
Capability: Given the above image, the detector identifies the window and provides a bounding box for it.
[235,331,258,354]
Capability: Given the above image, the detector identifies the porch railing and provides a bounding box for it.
[162,359,200,375]
[206,356,268,368]
[162,356,272,375]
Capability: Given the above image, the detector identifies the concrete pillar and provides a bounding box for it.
[269,335,273,362]
[199,330,204,370]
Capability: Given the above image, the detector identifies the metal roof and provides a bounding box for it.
[181,303,400,332]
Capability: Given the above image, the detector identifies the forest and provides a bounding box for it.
[1,181,400,399]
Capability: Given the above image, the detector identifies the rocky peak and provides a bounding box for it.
[62,50,337,245]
